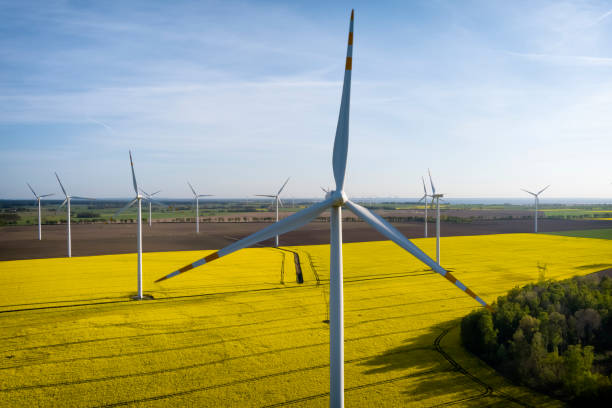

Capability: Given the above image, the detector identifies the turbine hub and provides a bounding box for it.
[330,190,348,207]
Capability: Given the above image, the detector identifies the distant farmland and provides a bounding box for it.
[1,233,610,406]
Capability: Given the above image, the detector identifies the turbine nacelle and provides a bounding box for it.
[330,190,348,207]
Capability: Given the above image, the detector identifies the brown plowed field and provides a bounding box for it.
[2,214,611,261]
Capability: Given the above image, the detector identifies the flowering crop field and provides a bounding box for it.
[1,233,610,407]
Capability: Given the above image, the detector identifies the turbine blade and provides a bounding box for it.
[113,198,137,219]
[418,194,426,203]
[255,194,276,198]
[129,151,138,195]
[58,199,67,210]
[187,181,197,196]
[521,188,536,196]
[537,185,550,195]
[139,188,150,197]
[331,10,354,191]
[421,176,427,195]
[345,200,491,310]
[321,187,329,193]
[39,193,54,198]
[428,169,436,195]
[26,182,37,198]
[55,172,67,197]
[150,190,161,196]
[155,198,335,282]
[198,194,213,197]
[278,197,284,207]
[277,177,290,195]
[71,196,95,200]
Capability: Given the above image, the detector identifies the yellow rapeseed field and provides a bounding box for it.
[0,233,610,407]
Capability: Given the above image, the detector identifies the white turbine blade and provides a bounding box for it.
[255,194,276,198]
[331,10,354,191]
[112,198,137,219]
[198,194,213,197]
[418,194,426,203]
[156,197,335,282]
[139,188,150,197]
[321,187,329,193]
[150,190,161,196]
[277,177,290,195]
[71,196,95,200]
[39,193,54,198]
[521,188,536,196]
[55,172,68,197]
[129,151,138,195]
[537,185,550,195]
[26,182,38,198]
[58,199,67,210]
[345,200,491,310]
[421,176,427,195]
[187,181,197,197]
[278,197,284,207]
[428,169,436,195]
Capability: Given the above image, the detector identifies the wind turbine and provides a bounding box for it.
[418,176,430,238]
[113,151,146,300]
[155,11,490,408]
[521,185,550,233]
[428,169,444,264]
[255,177,290,247]
[188,182,213,234]
[140,189,162,227]
[26,183,53,240]
[55,172,94,258]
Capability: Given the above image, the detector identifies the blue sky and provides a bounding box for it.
[1,0,612,199]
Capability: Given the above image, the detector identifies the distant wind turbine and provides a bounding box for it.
[418,176,430,238]
[521,185,550,233]
[55,172,94,257]
[140,189,163,227]
[188,182,213,234]
[428,169,444,264]
[26,183,53,240]
[113,151,146,299]
[255,177,290,247]
[155,11,489,407]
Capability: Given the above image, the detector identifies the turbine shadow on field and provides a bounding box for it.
[360,318,495,403]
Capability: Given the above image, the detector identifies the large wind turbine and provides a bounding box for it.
[113,151,146,299]
[55,172,94,257]
[428,170,444,264]
[155,11,490,407]
[418,176,430,238]
[140,189,163,227]
[255,177,290,247]
[188,182,213,234]
[521,185,550,233]
[26,183,53,240]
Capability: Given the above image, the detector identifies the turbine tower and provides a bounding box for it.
[521,185,550,233]
[255,177,290,247]
[418,176,430,238]
[26,183,53,240]
[113,151,146,299]
[428,170,444,264]
[188,182,213,234]
[139,189,162,227]
[155,11,490,408]
[55,172,94,258]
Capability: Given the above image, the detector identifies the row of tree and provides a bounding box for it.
[461,274,612,406]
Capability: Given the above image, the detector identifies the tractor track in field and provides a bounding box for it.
[429,326,533,408]
[0,268,435,315]
[2,331,437,394]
